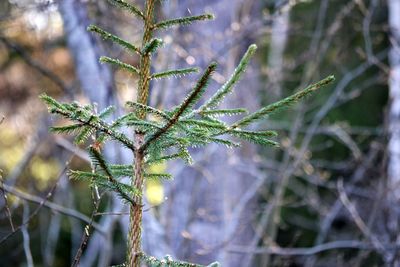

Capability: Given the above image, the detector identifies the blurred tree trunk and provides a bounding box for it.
[267,4,290,100]
[158,1,262,266]
[59,2,120,265]
[388,0,400,263]
[59,1,170,266]
[59,0,114,109]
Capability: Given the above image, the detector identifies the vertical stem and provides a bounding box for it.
[127,1,156,267]
[128,137,145,267]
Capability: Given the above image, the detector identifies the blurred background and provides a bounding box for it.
[0,0,397,266]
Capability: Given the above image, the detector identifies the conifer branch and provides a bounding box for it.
[228,129,278,138]
[144,173,172,180]
[176,62,217,112]
[100,56,140,75]
[228,131,280,147]
[50,124,83,135]
[107,0,145,20]
[150,67,199,80]
[40,94,135,151]
[126,102,171,121]
[74,126,95,144]
[154,13,214,30]
[68,170,140,201]
[232,75,335,129]
[139,252,221,267]
[126,119,164,132]
[179,119,227,130]
[99,106,116,119]
[87,25,141,55]
[203,137,240,148]
[199,44,257,111]
[140,62,217,151]
[141,38,163,55]
[88,146,137,205]
[145,152,186,165]
[199,108,248,117]
[109,164,135,178]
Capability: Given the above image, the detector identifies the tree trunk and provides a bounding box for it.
[387,0,400,263]
[267,6,290,100]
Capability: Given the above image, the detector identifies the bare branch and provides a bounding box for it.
[0,164,66,245]
[337,179,385,253]
[0,183,105,234]
[71,188,102,267]
[227,240,400,256]
[0,35,73,95]
[21,202,34,267]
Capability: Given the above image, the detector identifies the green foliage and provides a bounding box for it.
[139,253,221,267]
[142,38,164,55]
[107,0,144,20]
[233,75,335,128]
[151,68,199,80]
[154,14,215,30]
[199,108,248,117]
[144,173,173,180]
[174,62,218,115]
[199,44,257,111]
[87,25,141,55]
[126,102,170,121]
[88,146,137,204]
[68,170,140,201]
[40,1,335,266]
[40,94,135,150]
[41,72,334,186]
[100,56,140,75]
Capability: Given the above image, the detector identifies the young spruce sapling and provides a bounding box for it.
[41,0,334,266]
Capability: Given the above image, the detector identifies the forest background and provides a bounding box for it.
[0,0,398,266]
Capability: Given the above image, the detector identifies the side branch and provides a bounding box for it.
[42,101,135,151]
[140,62,217,151]
[1,183,104,232]
[154,14,214,30]
[199,44,258,111]
[100,56,140,75]
[232,75,335,129]
[107,0,145,20]
[150,67,199,80]
[89,147,137,206]
[88,25,142,55]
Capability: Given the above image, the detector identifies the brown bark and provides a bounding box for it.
[128,135,145,267]
[127,1,156,266]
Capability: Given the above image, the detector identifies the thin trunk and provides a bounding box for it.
[127,1,156,266]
